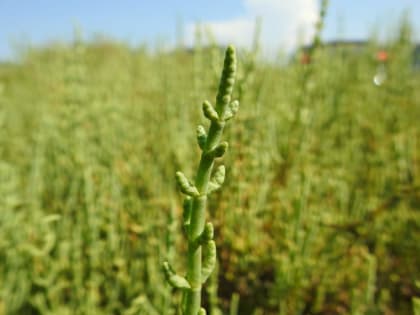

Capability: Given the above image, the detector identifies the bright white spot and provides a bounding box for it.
[373,65,387,86]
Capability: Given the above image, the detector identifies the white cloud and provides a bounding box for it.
[186,0,319,58]
[194,18,255,47]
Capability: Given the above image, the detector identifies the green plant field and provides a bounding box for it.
[0,26,419,315]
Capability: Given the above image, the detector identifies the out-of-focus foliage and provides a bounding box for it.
[0,24,419,315]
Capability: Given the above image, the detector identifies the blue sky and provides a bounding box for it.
[1,1,419,60]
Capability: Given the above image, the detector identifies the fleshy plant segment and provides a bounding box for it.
[163,45,239,315]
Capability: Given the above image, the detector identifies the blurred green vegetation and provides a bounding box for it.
[0,23,419,315]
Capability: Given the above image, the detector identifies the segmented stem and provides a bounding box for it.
[164,45,239,315]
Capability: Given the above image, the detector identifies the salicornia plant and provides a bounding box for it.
[163,45,239,315]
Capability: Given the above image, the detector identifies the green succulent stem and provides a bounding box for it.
[166,45,238,315]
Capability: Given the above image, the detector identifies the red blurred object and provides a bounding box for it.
[376,50,388,62]
[300,53,311,64]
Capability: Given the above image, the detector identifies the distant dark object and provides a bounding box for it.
[297,40,420,67]
[413,44,420,70]
[298,40,369,63]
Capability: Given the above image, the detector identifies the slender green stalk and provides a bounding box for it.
[163,45,239,315]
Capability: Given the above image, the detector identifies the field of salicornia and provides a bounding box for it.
[0,20,419,315]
